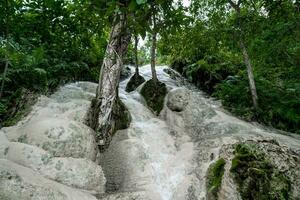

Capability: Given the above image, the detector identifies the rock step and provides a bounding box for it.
[0,159,99,200]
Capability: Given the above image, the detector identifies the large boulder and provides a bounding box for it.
[0,82,106,198]
[0,159,98,200]
[6,142,105,193]
[211,140,300,200]
[4,119,98,161]
[140,79,168,115]
[166,87,190,112]
[125,73,146,93]
[41,157,105,193]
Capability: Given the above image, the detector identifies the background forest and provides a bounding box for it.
[158,0,300,133]
[0,0,299,133]
[0,0,107,125]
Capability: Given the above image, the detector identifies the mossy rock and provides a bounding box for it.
[112,97,132,132]
[206,158,226,200]
[140,79,168,115]
[125,73,146,92]
[230,143,291,200]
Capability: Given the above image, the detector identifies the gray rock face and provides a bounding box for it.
[167,88,190,112]
[162,68,300,200]
[1,67,300,200]
[98,191,151,200]
[0,159,98,200]
[216,140,300,200]
[6,142,105,193]
[0,82,105,200]
[0,132,9,159]
[5,119,98,160]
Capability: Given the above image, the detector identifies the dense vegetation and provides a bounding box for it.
[0,0,107,125]
[158,0,300,133]
[1,0,299,135]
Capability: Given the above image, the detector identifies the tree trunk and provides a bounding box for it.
[151,10,158,83]
[240,40,258,109]
[229,0,259,109]
[85,13,131,148]
[134,35,139,75]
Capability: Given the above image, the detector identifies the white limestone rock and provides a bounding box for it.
[166,87,190,112]
[0,159,98,200]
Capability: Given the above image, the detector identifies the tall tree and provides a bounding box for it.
[134,35,140,75]
[150,4,158,83]
[85,11,131,147]
[85,0,153,148]
[228,0,258,109]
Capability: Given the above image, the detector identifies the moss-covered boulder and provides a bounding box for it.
[206,158,226,200]
[230,143,291,200]
[140,79,167,115]
[112,97,132,132]
[125,73,146,92]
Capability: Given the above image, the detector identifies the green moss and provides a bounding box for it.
[230,143,291,200]
[125,73,146,92]
[112,97,132,132]
[206,158,226,200]
[140,79,168,115]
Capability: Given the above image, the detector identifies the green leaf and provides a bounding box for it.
[136,0,146,5]
[34,68,47,75]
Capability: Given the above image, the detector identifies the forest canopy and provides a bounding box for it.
[0,0,299,133]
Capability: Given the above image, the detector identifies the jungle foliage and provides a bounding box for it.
[1,0,299,134]
[0,0,107,124]
[158,0,300,133]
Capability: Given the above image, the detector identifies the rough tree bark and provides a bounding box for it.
[85,13,131,149]
[150,8,158,83]
[228,0,258,109]
[134,35,139,75]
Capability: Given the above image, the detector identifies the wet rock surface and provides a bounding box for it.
[166,87,190,112]
[0,82,105,199]
[1,65,299,200]
[160,66,300,200]
[125,73,146,93]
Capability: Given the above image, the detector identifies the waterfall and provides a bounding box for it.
[1,65,299,200]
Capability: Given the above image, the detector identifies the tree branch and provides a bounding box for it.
[228,0,238,11]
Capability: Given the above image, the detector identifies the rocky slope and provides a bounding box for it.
[0,82,105,200]
[0,65,299,200]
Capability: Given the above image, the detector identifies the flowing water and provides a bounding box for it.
[100,66,196,200]
[1,65,299,200]
[100,65,300,200]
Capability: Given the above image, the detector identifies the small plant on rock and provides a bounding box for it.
[206,158,226,200]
